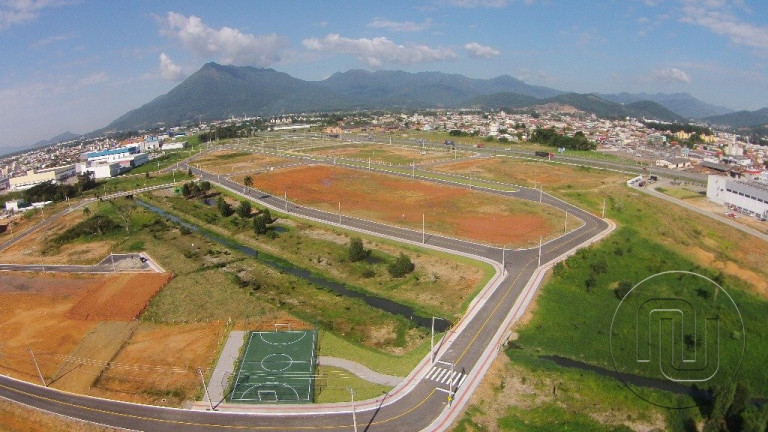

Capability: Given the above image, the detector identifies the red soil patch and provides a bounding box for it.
[67,273,173,321]
[254,165,555,246]
[0,272,171,384]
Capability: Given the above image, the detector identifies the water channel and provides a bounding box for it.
[136,200,451,331]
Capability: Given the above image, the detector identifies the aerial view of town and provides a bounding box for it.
[1,1,767,431]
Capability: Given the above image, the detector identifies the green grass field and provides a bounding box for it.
[516,227,768,396]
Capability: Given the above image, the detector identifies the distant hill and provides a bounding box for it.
[32,131,80,148]
[462,92,541,109]
[104,62,730,133]
[105,64,565,131]
[466,92,683,122]
[600,92,733,119]
[107,63,347,131]
[704,107,768,129]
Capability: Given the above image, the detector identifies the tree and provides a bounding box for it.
[237,200,252,218]
[199,181,211,193]
[253,215,267,234]
[261,207,272,224]
[82,207,91,217]
[388,253,415,277]
[181,183,191,197]
[217,196,233,217]
[243,176,253,189]
[348,237,369,262]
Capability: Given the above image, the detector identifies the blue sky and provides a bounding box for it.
[1,0,767,150]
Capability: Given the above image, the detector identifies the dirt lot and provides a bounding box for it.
[0,272,171,396]
[253,165,560,247]
[92,321,226,406]
[67,273,172,321]
[434,157,630,190]
[298,143,472,165]
[194,150,291,175]
[0,206,115,266]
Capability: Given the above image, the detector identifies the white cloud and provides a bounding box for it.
[642,67,691,84]
[159,12,289,66]
[0,0,71,30]
[30,32,76,48]
[464,42,500,58]
[158,53,184,81]
[302,34,456,67]
[367,17,433,32]
[679,0,768,51]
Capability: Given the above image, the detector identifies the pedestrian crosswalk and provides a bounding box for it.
[424,366,467,389]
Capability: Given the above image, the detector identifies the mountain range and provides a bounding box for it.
[105,62,765,134]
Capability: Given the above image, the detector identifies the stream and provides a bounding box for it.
[136,200,450,331]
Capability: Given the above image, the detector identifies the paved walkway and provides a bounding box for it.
[206,330,246,408]
[317,356,403,387]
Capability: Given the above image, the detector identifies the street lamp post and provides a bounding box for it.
[348,388,358,432]
[501,243,509,274]
[422,213,425,244]
[538,236,543,267]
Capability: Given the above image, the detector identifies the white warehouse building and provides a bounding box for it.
[706,175,768,220]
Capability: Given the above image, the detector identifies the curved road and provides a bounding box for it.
[0,156,611,431]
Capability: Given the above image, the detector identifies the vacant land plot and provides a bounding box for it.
[0,206,114,265]
[298,143,471,165]
[48,321,138,394]
[253,165,560,246]
[93,321,225,406]
[0,272,171,393]
[195,150,291,175]
[434,157,629,191]
[67,272,172,321]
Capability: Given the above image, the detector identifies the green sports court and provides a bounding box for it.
[228,329,317,403]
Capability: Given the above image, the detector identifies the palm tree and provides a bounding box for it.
[243,175,253,192]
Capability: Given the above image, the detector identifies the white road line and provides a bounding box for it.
[456,374,467,389]
[434,369,448,383]
[425,368,438,380]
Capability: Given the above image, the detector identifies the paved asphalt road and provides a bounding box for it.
[0,156,610,432]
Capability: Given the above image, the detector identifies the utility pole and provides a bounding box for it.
[502,244,506,274]
[564,211,568,234]
[538,236,543,267]
[602,198,606,219]
[349,388,358,432]
[431,317,436,363]
[422,213,425,244]
[110,253,115,272]
[28,348,46,387]
[198,367,214,411]
[284,190,288,213]
[338,202,341,224]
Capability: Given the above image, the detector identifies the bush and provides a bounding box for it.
[388,253,415,278]
[614,280,633,300]
[253,215,268,234]
[217,197,233,217]
[348,237,369,262]
[237,200,252,218]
